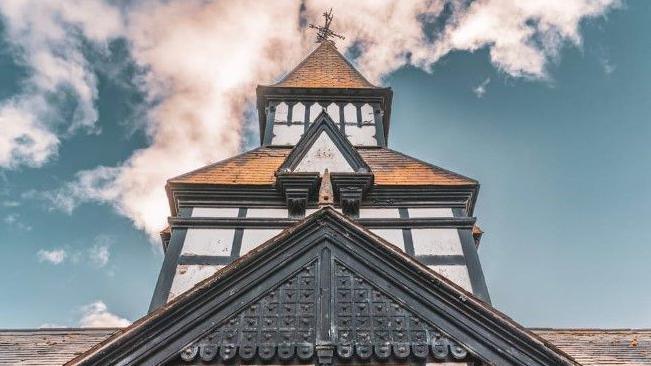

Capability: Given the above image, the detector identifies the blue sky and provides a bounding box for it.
[1,1,649,329]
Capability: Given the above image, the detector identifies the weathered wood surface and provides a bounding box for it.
[0,328,116,365]
[534,329,651,365]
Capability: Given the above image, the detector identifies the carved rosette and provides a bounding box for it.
[180,262,318,363]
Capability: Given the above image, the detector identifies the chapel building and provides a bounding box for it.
[1,18,649,366]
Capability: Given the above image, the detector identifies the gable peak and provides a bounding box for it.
[278,112,369,175]
[273,41,377,89]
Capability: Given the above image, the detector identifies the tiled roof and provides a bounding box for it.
[3,328,649,365]
[357,148,477,186]
[272,41,376,89]
[533,329,651,366]
[168,147,476,186]
[168,147,288,185]
[0,328,116,365]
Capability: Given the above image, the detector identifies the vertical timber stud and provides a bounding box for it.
[453,208,491,304]
[373,103,386,147]
[398,208,415,255]
[338,102,345,133]
[148,228,188,312]
[287,101,294,126]
[316,246,335,365]
[304,101,312,132]
[263,101,277,145]
[229,208,247,260]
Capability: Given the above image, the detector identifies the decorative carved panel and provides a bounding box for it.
[179,261,317,363]
[178,255,472,364]
[333,260,470,363]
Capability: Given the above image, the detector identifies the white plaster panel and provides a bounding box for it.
[309,102,324,122]
[191,207,239,217]
[169,265,224,300]
[294,132,354,173]
[428,265,473,292]
[326,103,340,123]
[292,103,305,123]
[411,229,463,255]
[343,103,356,123]
[346,125,377,146]
[407,207,454,218]
[370,229,405,251]
[360,103,374,123]
[182,229,235,256]
[240,229,283,255]
[359,208,400,218]
[273,102,288,123]
[272,124,303,145]
[246,208,288,218]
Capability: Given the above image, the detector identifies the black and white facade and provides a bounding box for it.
[66,39,582,366]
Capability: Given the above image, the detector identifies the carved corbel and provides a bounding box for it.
[275,172,320,218]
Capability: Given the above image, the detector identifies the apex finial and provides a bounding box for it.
[318,169,334,206]
[308,8,345,43]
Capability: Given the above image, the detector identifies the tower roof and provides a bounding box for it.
[272,41,377,89]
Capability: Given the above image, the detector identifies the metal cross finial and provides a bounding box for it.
[309,8,345,43]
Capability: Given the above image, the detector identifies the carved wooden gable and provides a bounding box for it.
[178,256,472,365]
[68,208,577,366]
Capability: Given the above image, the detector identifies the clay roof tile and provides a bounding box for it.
[168,147,476,187]
[272,41,376,89]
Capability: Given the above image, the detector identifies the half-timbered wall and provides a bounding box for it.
[267,100,383,146]
[164,206,482,302]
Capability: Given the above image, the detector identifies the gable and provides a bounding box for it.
[69,209,576,366]
[278,112,369,175]
[293,131,354,173]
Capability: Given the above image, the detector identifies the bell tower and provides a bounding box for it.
[65,12,587,366]
[256,39,392,148]
[150,15,489,312]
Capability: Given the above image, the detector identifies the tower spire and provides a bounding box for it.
[308,8,345,43]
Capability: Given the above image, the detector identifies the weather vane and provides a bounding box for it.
[309,8,345,43]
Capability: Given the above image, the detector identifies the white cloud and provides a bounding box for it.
[601,57,616,74]
[473,78,491,98]
[78,301,130,328]
[2,200,20,207]
[37,248,66,264]
[0,0,123,169]
[88,235,111,268]
[3,0,620,239]
[35,235,112,267]
[431,0,621,79]
[3,213,32,231]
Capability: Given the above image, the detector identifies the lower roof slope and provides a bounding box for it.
[1,328,648,366]
[532,329,651,366]
[168,146,477,186]
[0,328,117,366]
